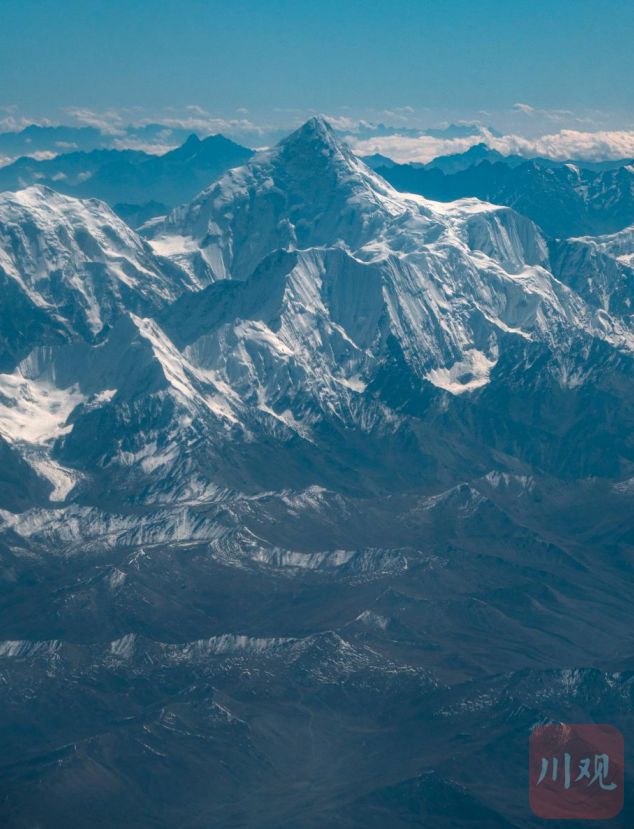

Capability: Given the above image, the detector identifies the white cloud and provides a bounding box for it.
[111,138,179,155]
[321,114,374,132]
[63,107,126,135]
[0,113,54,133]
[148,115,260,135]
[0,150,58,168]
[347,128,634,164]
[512,102,578,123]
[3,103,634,166]
[376,106,416,123]
[28,150,57,161]
[346,133,491,163]
[496,129,634,160]
[133,105,265,138]
[59,105,267,144]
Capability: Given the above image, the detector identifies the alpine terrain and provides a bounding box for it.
[0,117,633,828]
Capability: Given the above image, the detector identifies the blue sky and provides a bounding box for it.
[1,0,634,161]
[2,0,633,119]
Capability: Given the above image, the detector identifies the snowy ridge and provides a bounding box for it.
[0,186,192,340]
[573,222,634,267]
[0,118,633,533]
[147,117,633,416]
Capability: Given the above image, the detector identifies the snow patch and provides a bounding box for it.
[0,370,84,443]
[426,349,497,394]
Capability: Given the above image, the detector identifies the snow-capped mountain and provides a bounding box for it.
[575,221,634,266]
[149,117,632,388]
[547,220,634,320]
[0,187,196,503]
[0,134,254,227]
[2,118,634,829]
[1,118,634,521]
[0,186,192,356]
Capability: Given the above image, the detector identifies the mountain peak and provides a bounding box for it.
[280,116,342,156]
[272,116,364,192]
[296,115,335,138]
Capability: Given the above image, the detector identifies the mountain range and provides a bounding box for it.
[363,142,634,175]
[0,122,239,159]
[0,133,253,227]
[0,118,633,828]
[0,120,495,160]
[371,147,634,237]
[5,124,634,243]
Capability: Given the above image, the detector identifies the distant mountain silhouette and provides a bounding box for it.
[374,152,634,237]
[0,133,254,225]
[0,122,208,157]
